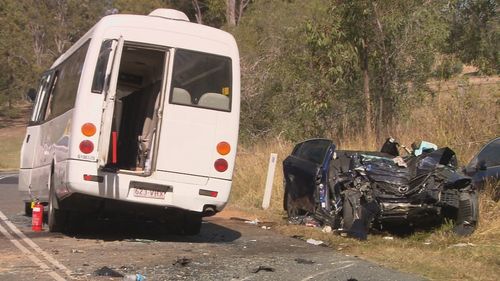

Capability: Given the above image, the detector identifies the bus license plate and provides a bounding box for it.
[133,188,166,199]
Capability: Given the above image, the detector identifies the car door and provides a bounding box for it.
[283,139,333,212]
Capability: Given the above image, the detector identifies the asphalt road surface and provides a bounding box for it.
[0,173,426,281]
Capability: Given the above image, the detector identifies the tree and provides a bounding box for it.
[306,0,449,138]
[446,0,499,74]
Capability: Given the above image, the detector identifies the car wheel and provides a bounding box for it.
[48,174,67,232]
[342,196,355,230]
[453,190,479,236]
[183,211,202,235]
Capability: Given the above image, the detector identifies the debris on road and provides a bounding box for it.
[125,238,158,244]
[94,266,124,277]
[294,258,315,264]
[173,257,192,267]
[306,238,324,246]
[251,265,275,273]
[123,273,146,281]
[71,249,84,253]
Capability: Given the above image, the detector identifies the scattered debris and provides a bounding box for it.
[71,249,84,253]
[449,243,476,248]
[244,219,260,225]
[251,266,275,273]
[383,236,394,240]
[173,257,192,267]
[123,273,146,281]
[261,226,271,230]
[294,258,315,265]
[306,238,324,246]
[322,226,333,233]
[94,266,124,277]
[125,238,157,244]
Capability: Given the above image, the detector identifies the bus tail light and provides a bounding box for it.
[214,158,228,172]
[81,123,96,136]
[216,141,230,155]
[79,140,94,154]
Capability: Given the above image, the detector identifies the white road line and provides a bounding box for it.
[300,263,356,281]
[0,174,15,180]
[0,221,66,281]
[0,211,73,278]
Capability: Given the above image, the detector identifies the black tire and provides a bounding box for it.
[453,190,479,236]
[342,196,355,230]
[48,174,67,232]
[183,211,202,235]
[24,202,32,216]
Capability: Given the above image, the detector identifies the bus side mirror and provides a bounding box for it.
[26,88,36,102]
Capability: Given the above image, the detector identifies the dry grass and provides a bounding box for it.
[228,78,500,280]
[0,126,25,171]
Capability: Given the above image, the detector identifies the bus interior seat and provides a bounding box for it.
[197,92,229,111]
[137,81,162,168]
[172,87,192,105]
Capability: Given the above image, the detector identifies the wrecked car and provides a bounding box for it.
[283,138,479,239]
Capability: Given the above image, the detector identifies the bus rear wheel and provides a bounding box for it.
[48,175,67,232]
[183,211,202,235]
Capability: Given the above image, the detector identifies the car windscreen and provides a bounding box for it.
[293,139,332,165]
[478,138,500,167]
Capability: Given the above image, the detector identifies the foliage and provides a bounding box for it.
[446,0,499,75]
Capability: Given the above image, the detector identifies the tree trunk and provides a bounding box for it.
[361,39,373,138]
[226,0,236,26]
[192,0,203,24]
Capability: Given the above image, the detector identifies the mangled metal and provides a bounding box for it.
[283,138,479,240]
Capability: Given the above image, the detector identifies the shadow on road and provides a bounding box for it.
[19,213,242,244]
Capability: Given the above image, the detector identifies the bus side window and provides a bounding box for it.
[30,72,55,124]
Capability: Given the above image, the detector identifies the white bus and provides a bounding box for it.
[19,9,240,234]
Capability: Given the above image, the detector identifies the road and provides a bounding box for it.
[0,173,425,281]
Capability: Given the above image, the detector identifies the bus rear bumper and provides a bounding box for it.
[63,160,232,214]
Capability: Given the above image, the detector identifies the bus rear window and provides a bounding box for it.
[170,49,232,112]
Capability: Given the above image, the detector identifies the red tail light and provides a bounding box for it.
[79,140,94,154]
[214,158,228,172]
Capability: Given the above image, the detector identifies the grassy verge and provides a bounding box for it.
[0,127,25,171]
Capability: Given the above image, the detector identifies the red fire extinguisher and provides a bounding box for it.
[32,200,43,232]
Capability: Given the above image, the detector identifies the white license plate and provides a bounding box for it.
[133,188,166,199]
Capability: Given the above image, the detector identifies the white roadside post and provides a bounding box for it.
[262,153,278,209]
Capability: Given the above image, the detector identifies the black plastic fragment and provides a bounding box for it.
[251,266,275,273]
[93,266,124,277]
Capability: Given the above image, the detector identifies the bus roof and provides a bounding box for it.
[51,9,238,68]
